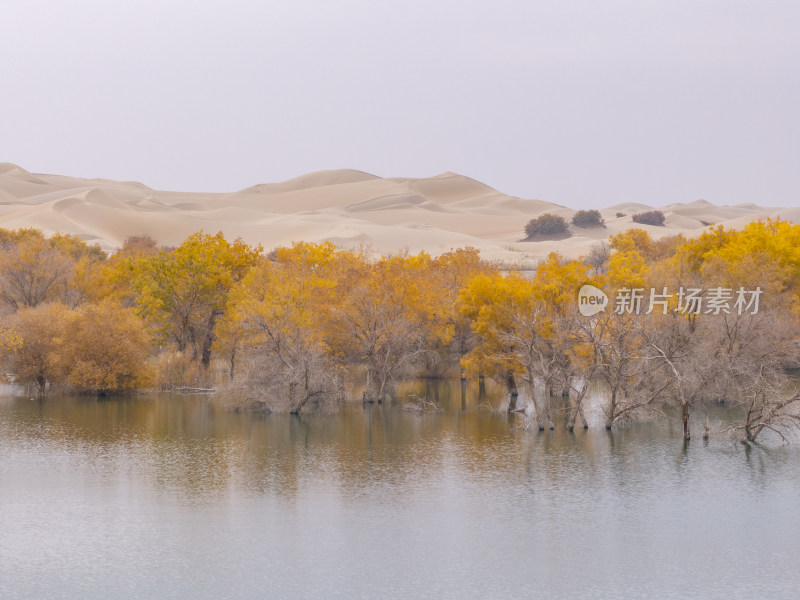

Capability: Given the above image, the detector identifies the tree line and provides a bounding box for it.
[1,221,799,442]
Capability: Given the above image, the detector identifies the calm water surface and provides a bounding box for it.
[1,381,799,599]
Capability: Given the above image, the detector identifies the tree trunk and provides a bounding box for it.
[506,370,518,412]
[506,370,518,396]
[578,402,589,429]
[682,401,690,440]
[605,389,617,430]
[200,310,222,369]
[544,384,554,430]
[35,373,46,395]
[566,376,586,432]
[377,373,389,404]
[531,377,547,430]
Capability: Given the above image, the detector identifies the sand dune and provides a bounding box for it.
[241,168,379,192]
[0,162,796,266]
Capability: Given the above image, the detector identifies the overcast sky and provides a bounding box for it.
[1,0,798,208]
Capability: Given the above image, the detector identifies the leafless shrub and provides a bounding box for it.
[400,393,443,413]
[584,241,610,274]
[728,371,800,443]
[237,350,343,415]
[709,312,800,442]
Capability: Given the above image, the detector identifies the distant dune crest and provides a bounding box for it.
[0,163,796,264]
[237,169,380,195]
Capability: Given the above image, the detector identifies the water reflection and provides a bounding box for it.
[1,381,800,600]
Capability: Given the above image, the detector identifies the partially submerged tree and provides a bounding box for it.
[0,300,154,394]
[0,302,72,393]
[459,253,600,428]
[330,251,452,402]
[220,242,342,413]
[734,372,800,443]
[639,312,717,440]
[458,271,530,405]
[51,300,155,393]
[430,247,495,367]
[710,311,800,443]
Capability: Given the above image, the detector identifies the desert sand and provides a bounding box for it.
[1,162,798,267]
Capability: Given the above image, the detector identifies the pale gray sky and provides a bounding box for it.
[1,0,798,208]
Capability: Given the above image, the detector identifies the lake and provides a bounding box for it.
[1,380,799,599]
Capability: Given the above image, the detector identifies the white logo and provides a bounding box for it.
[578,284,608,316]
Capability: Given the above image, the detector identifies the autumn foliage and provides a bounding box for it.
[0,221,798,439]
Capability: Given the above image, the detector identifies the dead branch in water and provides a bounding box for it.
[400,393,443,413]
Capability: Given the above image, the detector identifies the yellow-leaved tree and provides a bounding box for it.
[218,242,341,412]
[680,219,800,312]
[50,300,156,393]
[458,271,537,396]
[131,231,261,368]
[460,253,600,427]
[328,251,452,402]
[0,231,74,311]
[430,248,497,366]
[0,302,73,393]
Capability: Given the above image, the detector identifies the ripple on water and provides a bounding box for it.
[1,389,799,600]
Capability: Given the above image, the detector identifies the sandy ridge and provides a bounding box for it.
[0,162,796,266]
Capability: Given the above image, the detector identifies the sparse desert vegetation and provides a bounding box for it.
[571,209,606,228]
[632,209,666,226]
[524,213,570,238]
